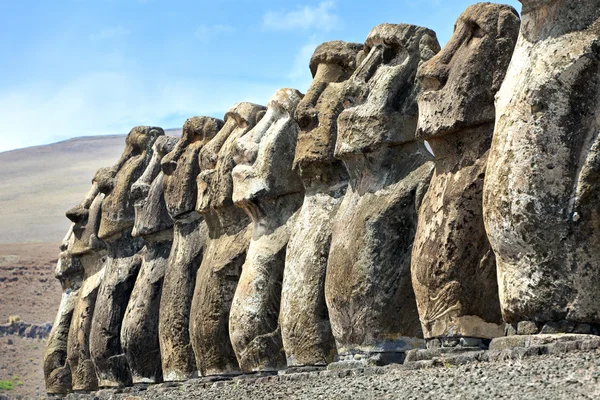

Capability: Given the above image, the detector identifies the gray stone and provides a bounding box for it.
[483,0,600,326]
[44,227,83,395]
[489,334,600,351]
[281,40,362,369]
[159,117,222,381]
[517,321,539,336]
[121,136,177,384]
[90,126,163,388]
[504,323,517,337]
[325,23,438,365]
[574,324,592,334]
[540,320,576,334]
[66,181,108,392]
[411,3,519,341]
[230,88,305,372]
[190,103,265,377]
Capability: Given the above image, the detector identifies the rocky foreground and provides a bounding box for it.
[54,345,600,400]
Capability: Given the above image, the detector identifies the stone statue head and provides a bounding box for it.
[54,226,83,286]
[162,117,223,220]
[416,3,520,140]
[97,126,164,240]
[131,136,178,238]
[232,89,304,207]
[293,41,363,173]
[196,103,266,214]
[67,170,108,256]
[335,24,440,159]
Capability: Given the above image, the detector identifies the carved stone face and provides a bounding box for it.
[67,171,107,256]
[293,41,363,172]
[335,24,440,158]
[55,225,82,280]
[232,89,304,205]
[131,136,178,238]
[196,103,266,214]
[416,3,520,139]
[98,126,164,240]
[162,117,223,220]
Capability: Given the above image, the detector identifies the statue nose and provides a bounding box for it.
[66,205,88,224]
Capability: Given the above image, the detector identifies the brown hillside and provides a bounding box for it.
[0,129,181,244]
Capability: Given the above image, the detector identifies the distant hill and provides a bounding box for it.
[0,129,182,244]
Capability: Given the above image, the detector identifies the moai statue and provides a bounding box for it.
[120,136,178,384]
[44,226,83,394]
[190,103,265,377]
[411,4,520,349]
[66,177,108,392]
[230,88,305,372]
[280,41,363,369]
[159,117,222,381]
[90,126,163,387]
[325,24,440,366]
[484,0,600,337]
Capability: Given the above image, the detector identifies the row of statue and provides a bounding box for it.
[43,1,600,394]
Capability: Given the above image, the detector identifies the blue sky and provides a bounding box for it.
[0,0,521,152]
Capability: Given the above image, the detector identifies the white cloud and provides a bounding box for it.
[195,24,236,43]
[89,26,130,41]
[262,1,340,32]
[0,72,280,153]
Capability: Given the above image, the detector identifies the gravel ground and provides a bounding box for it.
[59,349,600,400]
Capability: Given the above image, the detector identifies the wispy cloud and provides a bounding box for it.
[89,26,130,41]
[195,24,236,43]
[0,72,280,153]
[262,1,340,32]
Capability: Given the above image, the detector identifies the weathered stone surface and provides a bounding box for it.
[281,40,362,368]
[159,117,222,381]
[325,24,439,363]
[121,136,178,384]
[517,321,539,336]
[411,3,519,341]
[483,0,600,327]
[44,227,84,394]
[191,103,265,377]
[66,181,108,392]
[489,334,600,351]
[230,88,305,372]
[90,126,163,388]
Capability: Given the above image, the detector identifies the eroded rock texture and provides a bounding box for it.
[66,180,107,392]
[230,89,305,372]
[90,126,163,387]
[483,0,600,328]
[159,117,222,381]
[44,227,83,394]
[281,41,363,368]
[325,24,439,364]
[121,136,178,384]
[190,103,265,377]
[411,3,519,341]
